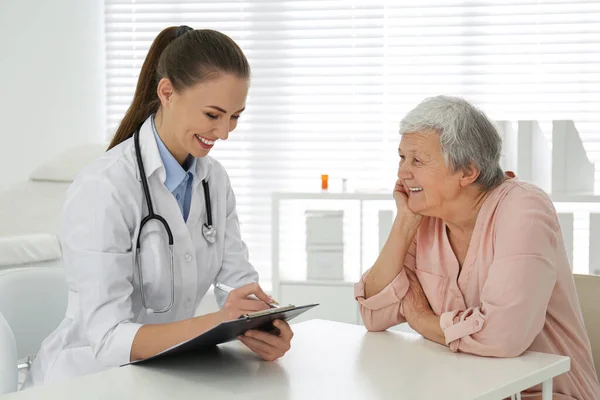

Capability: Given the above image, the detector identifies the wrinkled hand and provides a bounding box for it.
[239,319,294,361]
[217,283,273,322]
[402,268,435,329]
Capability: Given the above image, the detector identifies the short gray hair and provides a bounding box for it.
[399,95,505,190]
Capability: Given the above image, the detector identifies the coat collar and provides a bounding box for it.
[136,116,213,183]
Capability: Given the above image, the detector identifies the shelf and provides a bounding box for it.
[273,192,391,201]
[274,191,600,204]
[280,279,356,287]
[550,193,600,203]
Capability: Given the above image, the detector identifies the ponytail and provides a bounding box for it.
[107,27,178,150]
[107,26,250,151]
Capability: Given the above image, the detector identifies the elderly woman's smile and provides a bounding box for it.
[355,95,600,399]
[397,130,479,220]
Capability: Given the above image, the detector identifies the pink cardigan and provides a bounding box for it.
[355,179,600,400]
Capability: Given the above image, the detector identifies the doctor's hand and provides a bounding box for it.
[217,283,273,321]
[238,320,293,362]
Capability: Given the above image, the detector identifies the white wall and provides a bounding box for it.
[0,0,106,190]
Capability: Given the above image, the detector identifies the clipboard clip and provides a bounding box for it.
[238,304,296,319]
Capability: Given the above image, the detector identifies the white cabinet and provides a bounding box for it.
[271,192,396,325]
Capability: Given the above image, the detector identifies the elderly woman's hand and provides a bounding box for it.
[402,268,435,329]
[402,268,447,346]
[394,179,422,224]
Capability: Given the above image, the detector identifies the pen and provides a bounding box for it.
[215,282,279,308]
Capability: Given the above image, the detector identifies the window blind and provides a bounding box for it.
[105,0,600,279]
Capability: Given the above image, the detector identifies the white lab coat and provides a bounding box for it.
[24,117,258,387]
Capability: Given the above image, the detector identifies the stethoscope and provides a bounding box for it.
[133,125,217,313]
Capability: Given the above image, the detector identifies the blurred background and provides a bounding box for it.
[1,0,599,326]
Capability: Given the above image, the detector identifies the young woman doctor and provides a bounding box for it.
[25,26,293,387]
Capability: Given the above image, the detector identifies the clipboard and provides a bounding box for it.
[127,303,319,365]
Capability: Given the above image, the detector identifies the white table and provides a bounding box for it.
[4,320,570,400]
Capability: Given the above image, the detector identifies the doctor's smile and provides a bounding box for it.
[24,26,296,387]
[196,134,216,149]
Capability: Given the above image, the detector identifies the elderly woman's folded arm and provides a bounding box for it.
[439,190,559,357]
[354,217,420,332]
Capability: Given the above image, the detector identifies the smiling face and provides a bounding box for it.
[397,131,465,218]
[156,73,249,164]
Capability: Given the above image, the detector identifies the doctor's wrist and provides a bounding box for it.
[194,312,227,333]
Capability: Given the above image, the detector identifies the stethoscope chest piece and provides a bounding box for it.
[202,224,217,244]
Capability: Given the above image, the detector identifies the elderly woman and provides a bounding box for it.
[355,96,600,400]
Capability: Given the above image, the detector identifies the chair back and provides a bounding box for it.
[0,311,18,394]
[0,267,68,360]
[574,273,600,381]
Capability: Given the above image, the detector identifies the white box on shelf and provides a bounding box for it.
[518,121,552,193]
[588,213,600,275]
[496,120,552,192]
[495,120,518,172]
[305,210,343,245]
[552,120,594,194]
[307,244,344,280]
[496,119,594,196]
[557,212,574,266]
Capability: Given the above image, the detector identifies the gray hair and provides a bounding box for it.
[399,95,505,190]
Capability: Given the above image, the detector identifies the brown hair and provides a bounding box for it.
[108,27,250,150]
